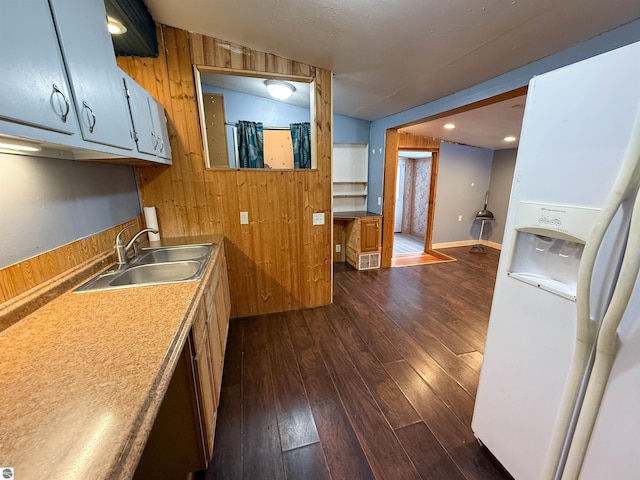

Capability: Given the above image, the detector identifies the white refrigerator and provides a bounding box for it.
[472,40,640,480]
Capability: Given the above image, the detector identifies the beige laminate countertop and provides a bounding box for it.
[0,235,224,480]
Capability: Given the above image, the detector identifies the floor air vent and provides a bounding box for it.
[358,253,381,270]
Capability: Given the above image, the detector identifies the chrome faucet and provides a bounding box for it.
[114,225,159,266]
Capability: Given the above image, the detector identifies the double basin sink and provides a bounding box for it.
[75,244,213,292]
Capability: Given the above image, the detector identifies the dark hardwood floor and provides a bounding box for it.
[207,246,513,480]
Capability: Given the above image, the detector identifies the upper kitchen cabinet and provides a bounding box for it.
[151,99,172,161]
[122,73,172,163]
[49,0,136,151]
[0,0,171,165]
[122,75,156,156]
[0,0,79,135]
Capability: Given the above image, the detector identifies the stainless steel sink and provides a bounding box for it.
[136,244,212,264]
[74,243,213,292]
[110,261,202,286]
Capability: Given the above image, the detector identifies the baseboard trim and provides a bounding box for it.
[433,240,502,250]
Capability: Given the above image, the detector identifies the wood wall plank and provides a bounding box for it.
[0,217,142,303]
[119,27,332,318]
[398,132,440,149]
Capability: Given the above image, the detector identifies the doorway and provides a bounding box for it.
[393,151,434,256]
[379,87,528,268]
[380,130,448,268]
[394,158,405,233]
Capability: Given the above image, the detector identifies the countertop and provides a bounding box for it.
[333,210,382,220]
[0,235,224,480]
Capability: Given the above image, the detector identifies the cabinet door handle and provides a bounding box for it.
[82,101,96,133]
[151,133,158,150]
[51,84,70,123]
[158,137,164,153]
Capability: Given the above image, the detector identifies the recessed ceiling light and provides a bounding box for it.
[107,16,127,35]
[264,80,296,100]
[0,139,42,152]
[504,136,517,142]
[444,123,456,129]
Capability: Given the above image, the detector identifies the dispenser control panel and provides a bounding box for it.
[514,202,600,242]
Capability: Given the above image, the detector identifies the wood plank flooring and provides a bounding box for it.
[207,247,512,480]
[393,233,426,254]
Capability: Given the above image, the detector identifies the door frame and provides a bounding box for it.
[394,157,406,233]
[381,134,439,267]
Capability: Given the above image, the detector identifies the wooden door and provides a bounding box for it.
[203,93,229,167]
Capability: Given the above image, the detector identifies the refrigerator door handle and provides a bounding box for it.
[542,106,640,480]
[561,186,640,480]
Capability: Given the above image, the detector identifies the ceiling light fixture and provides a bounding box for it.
[444,123,456,129]
[0,139,42,152]
[107,16,127,35]
[504,136,517,142]
[264,80,296,100]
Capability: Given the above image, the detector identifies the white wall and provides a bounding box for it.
[0,154,140,269]
[488,149,518,244]
[433,142,493,244]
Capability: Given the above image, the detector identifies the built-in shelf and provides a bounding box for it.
[333,144,368,213]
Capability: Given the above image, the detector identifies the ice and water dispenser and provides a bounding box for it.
[507,202,601,301]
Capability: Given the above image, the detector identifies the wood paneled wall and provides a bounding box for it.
[0,217,142,304]
[398,132,440,150]
[118,27,332,318]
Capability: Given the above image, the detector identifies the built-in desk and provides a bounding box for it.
[333,211,382,270]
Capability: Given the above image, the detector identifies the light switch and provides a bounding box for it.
[312,212,325,225]
[336,244,341,253]
[240,211,249,225]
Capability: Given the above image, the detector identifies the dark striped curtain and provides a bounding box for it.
[237,120,264,168]
[290,122,311,169]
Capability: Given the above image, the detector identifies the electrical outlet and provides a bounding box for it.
[240,211,249,224]
[457,214,463,222]
[312,212,325,225]
[336,244,342,253]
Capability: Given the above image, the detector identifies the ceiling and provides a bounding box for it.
[143,0,640,121]
[200,73,311,109]
[401,95,527,150]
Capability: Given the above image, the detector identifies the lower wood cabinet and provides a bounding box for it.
[192,303,219,460]
[360,217,381,252]
[133,248,231,479]
[192,250,231,462]
[345,216,382,270]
